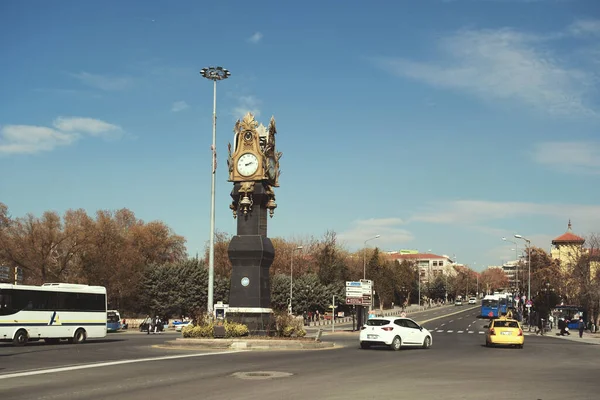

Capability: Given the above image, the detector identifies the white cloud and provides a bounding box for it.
[0,125,78,154]
[232,95,261,118]
[0,116,123,155]
[412,200,600,227]
[71,72,132,91]
[247,32,263,44]
[53,117,122,138]
[337,218,414,250]
[533,141,600,174]
[568,19,600,37]
[171,100,190,113]
[375,26,597,116]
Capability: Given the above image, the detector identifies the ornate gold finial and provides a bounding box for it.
[237,112,258,133]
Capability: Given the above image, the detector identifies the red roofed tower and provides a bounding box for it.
[551,220,585,272]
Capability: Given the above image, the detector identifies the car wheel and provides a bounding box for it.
[13,329,28,346]
[360,342,370,349]
[70,328,86,344]
[422,336,432,349]
[518,344,524,349]
[390,336,402,351]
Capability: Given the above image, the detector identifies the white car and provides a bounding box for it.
[468,298,477,304]
[175,321,193,332]
[359,317,432,351]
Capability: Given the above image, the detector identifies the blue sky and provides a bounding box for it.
[1,0,599,271]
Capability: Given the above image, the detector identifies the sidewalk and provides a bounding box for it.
[522,326,600,345]
[306,303,452,327]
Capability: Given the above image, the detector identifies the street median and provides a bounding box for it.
[164,337,335,350]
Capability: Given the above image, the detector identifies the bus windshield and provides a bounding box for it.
[482,299,498,307]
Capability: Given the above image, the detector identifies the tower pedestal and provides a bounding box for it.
[227,232,275,335]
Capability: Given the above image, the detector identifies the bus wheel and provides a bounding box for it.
[13,329,28,346]
[70,329,87,344]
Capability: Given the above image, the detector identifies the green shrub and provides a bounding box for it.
[225,321,249,338]
[273,311,306,338]
[181,318,249,338]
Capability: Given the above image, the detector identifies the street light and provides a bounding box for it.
[290,246,303,315]
[200,66,231,314]
[514,234,531,303]
[363,235,380,280]
[502,237,519,290]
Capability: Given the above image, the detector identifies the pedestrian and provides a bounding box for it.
[578,317,585,338]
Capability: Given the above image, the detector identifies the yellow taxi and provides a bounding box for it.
[485,317,524,348]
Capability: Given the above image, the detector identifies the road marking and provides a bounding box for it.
[0,350,244,380]
[436,330,444,333]
[457,331,464,333]
[468,331,474,334]
[449,320,454,323]
[447,330,453,333]
[416,305,480,325]
[478,331,485,334]
[440,323,445,327]
[458,317,462,320]
[473,321,477,324]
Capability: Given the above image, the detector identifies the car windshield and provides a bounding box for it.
[493,320,519,328]
[366,319,390,326]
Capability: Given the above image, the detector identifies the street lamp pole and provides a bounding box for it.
[363,235,380,280]
[200,66,230,315]
[515,234,531,302]
[502,237,519,291]
[290,246,303,314]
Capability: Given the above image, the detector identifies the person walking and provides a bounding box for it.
[578,317,585,338]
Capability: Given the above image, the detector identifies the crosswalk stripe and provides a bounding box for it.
[457,331,464,333]
[478,331,485,334]
[447,330,453,333]
[468,331,474,333]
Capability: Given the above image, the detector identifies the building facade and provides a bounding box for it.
[387,252,457,284]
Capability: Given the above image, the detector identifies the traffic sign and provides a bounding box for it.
[346,281,361,287]
[346,297,362,305]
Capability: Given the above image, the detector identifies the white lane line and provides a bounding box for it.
[478,331,485,334]
[457,331,464,333]
[468,331,474,334]
[458,317,463,320]
[441,323,446,327]
[0,350,244,380]
[447,330,454,333]
[436,330,444,333]
[473,321,477,324]
[449,320,454,323]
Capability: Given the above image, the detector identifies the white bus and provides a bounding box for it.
[0,283,107,346]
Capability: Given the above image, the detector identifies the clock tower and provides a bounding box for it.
[225,113,280,334]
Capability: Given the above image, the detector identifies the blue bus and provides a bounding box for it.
[481,295,500,318]
[107,310,121,332]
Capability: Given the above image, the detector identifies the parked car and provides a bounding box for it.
[468,297,477,305]
[454,299,463,306]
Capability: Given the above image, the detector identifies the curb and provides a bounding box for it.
[164,338,336,350]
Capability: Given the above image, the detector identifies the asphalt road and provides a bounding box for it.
[1,306,599,400]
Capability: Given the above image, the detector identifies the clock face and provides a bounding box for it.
[237,153,259,177]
